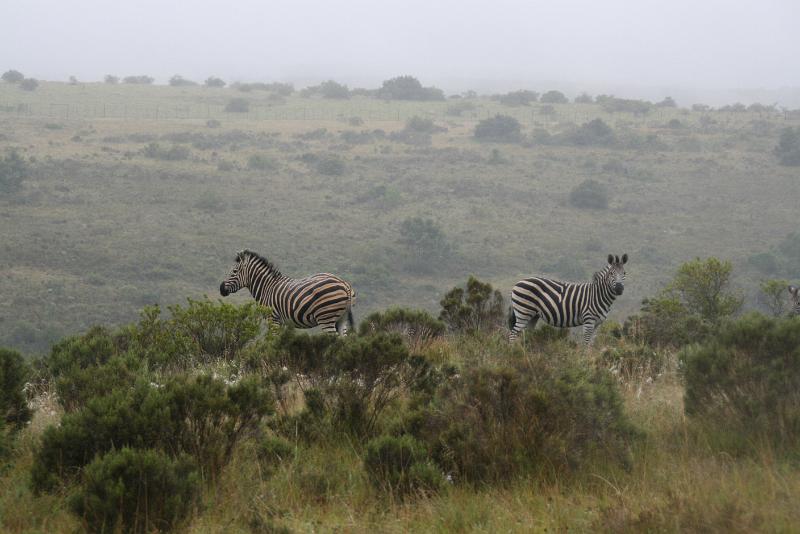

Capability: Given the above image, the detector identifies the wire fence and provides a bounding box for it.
[0,100,796,126]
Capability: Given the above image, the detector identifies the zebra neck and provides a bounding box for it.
[592,280,617,313]
[247,265,285,304]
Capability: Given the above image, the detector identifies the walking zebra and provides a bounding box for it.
[509,254,628,345]
[219,250,356,335]
[789,285,799,316]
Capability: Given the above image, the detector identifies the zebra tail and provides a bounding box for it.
[347,307,355,333]
[507,306,516,330]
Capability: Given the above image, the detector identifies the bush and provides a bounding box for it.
[0,348,32,431]
[410,357,636,483]
[317,80,350,99]
[564,118,616,146]
[1,70,24,83]
[599,96,651,115]
[224,97,249,113]
[364,434,443,496]
[0,150,30,194]
[473,114,522,143]
[255,435,294,474]
[681,314,800,454]
[758,279,792,317]
[268,330,413,438]
[569,179,609,209]
[315,155,346,175]
[142,142,191,161]
[439,276,505,333]
[204,76,226,88]
[122,75,154,84]
[169,74,197,87]
[32,374,273,492]
[398,217,452,273]
[358,308,445,348]
[378,75,445,101]
[598,343,668,383]
[774,127,800,166]
[445,101,476,117]
[540,90,568,104]
[70,447,201,534]
[247,153,277,171]
[656,96,677,107]
[103,75,119,84]
[499,90,538,106]
[19,78,38,91]
[574,92,593,103]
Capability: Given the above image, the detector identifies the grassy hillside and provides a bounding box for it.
[1,81,799,353]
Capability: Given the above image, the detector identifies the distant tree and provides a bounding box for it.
[499,90,538,106]
[672,258,743,324]
[169,75,197,87]
[473,114,522,143]
[540,90,568,104]
[600,97,651,115]
[692,103,710,112]
[574,92,593,103]
[564,118,615,146]
[122,75,154,84]
[2,70,24,83]
[378,75,445,101]
[19,78,39,91]
[104,75,119,84]
[224,98,249,113]
[204,76,226,88]
[758,279,792,317]
[655,96,677,108]
[719,102,746,112]
[747,102,776,113]
[0,150,30,194]
[774,127,800,166]
[569,179,609,209]
[68,76,78,85]
[318,80,350,99]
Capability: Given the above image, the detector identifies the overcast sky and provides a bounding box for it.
[2,0,799,103]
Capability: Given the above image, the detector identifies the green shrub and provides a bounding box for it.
[681,314,800,454]
[656,96,677,107]
[574,92,593,103]
[569,179,609,209]
[378,75,445,101]
[317,80,351,99]
[169,74,197,87]
[103,75,119,84]
[247,153,277,171]
[598,343,668,382]
[1,69,24,83]
[398,217,452,273]
[598,96,651,115]
[269,330,411,438]
[0,348,32,431]
[774,127,800,166]
[473,114,522,143]
[439,276,505,333]
[31,375,273,492]
[316,155,346,175]
[122,75,154,84]
[225,97,249,112]
[0,150,30,194]
[758,279,792,317]
[204,76,226,88]
[142,142,191,161]
[498,90,538,106]
[358,307,445,348]
[411,357,636,483]
[19,78,39,91]
[364,434,443,496]
[256,435,294,474]
[70,447,200,534]
[564,118,616,146]
[540,90,568,103]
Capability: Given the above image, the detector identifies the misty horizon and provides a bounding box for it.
[3,0,800,106]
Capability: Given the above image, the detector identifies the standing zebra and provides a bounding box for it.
[789,285,800,316]
[219,250,356,335]
[509,254,628,345]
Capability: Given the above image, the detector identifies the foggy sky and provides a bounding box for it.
[2,0,799,104]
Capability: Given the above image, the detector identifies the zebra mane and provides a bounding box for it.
[592,265,612,284]
[236,249,282,276]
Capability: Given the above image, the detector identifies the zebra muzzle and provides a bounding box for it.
[614,283,624,295]
[220,283,230,296]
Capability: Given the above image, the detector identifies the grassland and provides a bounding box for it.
[1,80,799,355]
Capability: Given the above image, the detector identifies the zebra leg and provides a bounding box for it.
[582,322,596,347]
[509,312,535,342]
[320,322,339,335]
[335,310,350,336]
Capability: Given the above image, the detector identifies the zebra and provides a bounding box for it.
[789,285,799,316]
[509,254,628,345]
[219,250,356,335]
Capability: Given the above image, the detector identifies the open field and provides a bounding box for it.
[1,81,799,354]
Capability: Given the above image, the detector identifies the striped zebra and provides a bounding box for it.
[219,250,356,335]
[789,285,800,316]
[509,254,628,345]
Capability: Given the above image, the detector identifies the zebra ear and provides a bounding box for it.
[235,250,246,262]
[790,285,799,295]
[608,254,614,264]
[622,253,628,265]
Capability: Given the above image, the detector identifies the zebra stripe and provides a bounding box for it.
[220,250,356,334]
[509,254,628,345]
[789,285,800,316]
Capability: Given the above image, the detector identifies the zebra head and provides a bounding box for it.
[789,285,800,315]
[599,253,628,296]
[219,250,251,297]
